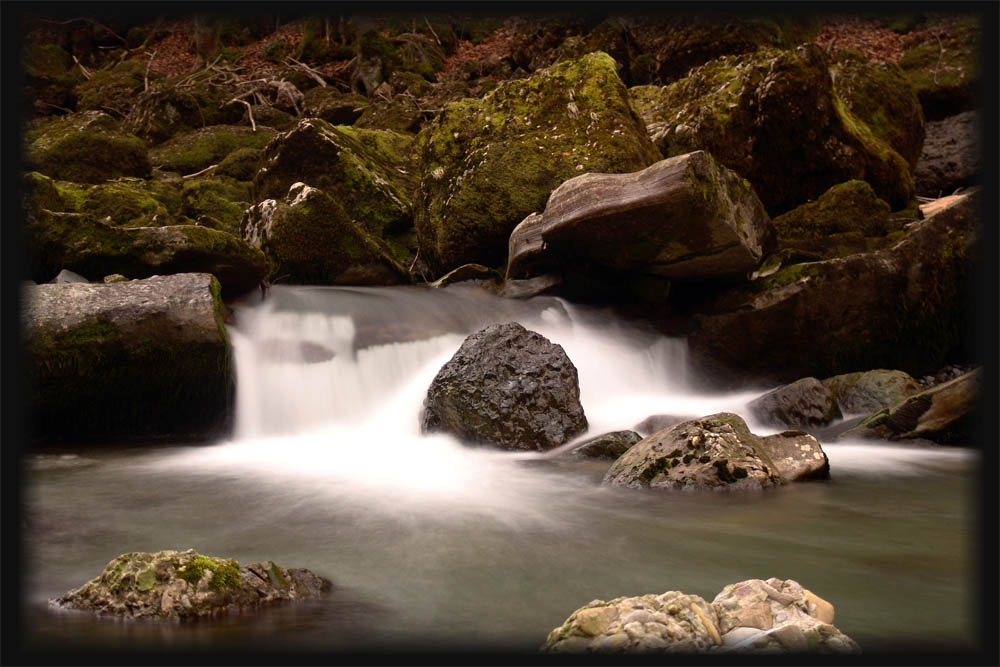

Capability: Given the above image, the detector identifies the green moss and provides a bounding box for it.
[215,147,263,181]
[772,180,891,239]
[78,181,175,227]
[24,172,68,215]
[150,125,276,175]
[177,555,241,593]
[25,115,153,184]
[77,59,148,113]
[180,177,251,234]
[898,16,980,119]
[23,43,72,79]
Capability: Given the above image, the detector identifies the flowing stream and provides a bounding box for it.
[21,285,980,654]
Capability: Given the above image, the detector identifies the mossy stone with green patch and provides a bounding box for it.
[899,15,981,121]
[353,95,424,134]
[772,180,891,240]
[831,52,925,169]
[24,111,152,184]
[415,52,661,275]
[149,125,276,175]
[124,76,246,145]
[23,172,68,217]
[302,87,369,125]
[215,147,264,181]
[76,59,150,115]
[180,177,252,235]
[631,44,914,215]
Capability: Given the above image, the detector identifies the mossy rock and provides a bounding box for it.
[302,87,369,125]
[23,43,73,79]
[353,94,424,134]
[76,59,150,115]
[630,44,914,215]
[215,147,263,181]
[149,125,276,175]
[772,180,891,240]
[25,210,267,298]
[242,183,409,286]
[899,15,981,121]
[254,119,417,241]
[124,76,245,144]
[24,111,152,184]
[23,172,69,218]
[46,178,185,228]
[22,275,232,441]
[415,51,661,275]
[180,177,252,235]
[831,51,925,169]
[389,70,435,98]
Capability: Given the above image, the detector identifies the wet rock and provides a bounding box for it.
[26,209,267,298]
[841,368,980,445]
[687,189,978,388]
[242,182,409,286]
[756,431,830,481]
[421,322,587,451]
[631,44,914,215]
[542,578,859,654]
[914,110,980,197]
[51,549,330,620]
[771,180,891,241]
[603,413,784,491]
[22,273,232,442]
[633,414,693,435]
[415,52,660,275]
[509,152,772,284]
[748,378,842,430]
[499,274,564,300]
[23,111,152,184]
[572,431,642,460]
[822,369,922,416]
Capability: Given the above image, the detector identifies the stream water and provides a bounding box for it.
[19,285,981,655]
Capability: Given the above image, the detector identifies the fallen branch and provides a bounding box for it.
[72,55,92,80]
[144,50,156,92]
[182,164,219,179]
[36,101,75,114]
[285,56,328,87]
[424,16,443,46]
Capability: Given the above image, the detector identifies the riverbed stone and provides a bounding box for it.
[748,378,842,430]
[542,578,859,654]
[510,151,772,284]
[756,431,830,481]
[821,369,922,416]
[22,273,232,442]
[571,431,642,459]
[840,368,980,444]
[51,549,331,620]
[242,182,409,286]
[421,322,587,451]
[415,51,660,275]
[25,209,267,298]
[630,44,914,215]
[603,413,784,491]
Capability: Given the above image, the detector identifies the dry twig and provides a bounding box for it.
[182,164,219,179]
[72,55,92,79]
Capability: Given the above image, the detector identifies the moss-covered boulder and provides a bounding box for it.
[302,87,369,125]
[254,119,417,243]
[630,44,914,215]
[415,52,661,275]
[421,322,588,451]
[23,111,152,184]
[26,210,267,298]
[22,274,233,441]
[215,147,264,182]
[840,368,980,444]
[50,179,182,228]
[124,76,244,144]
[242,182,409,286]
[75,59,149,115]
[23,172,69,217]
[822,369,922,416]
[771,180,891,240]
[830,51,925,170]
[353,94,424,134]
[899,15,981,121]
[149,125,276,175]
[22,42,80,116]
[748,377,843,430]
[687,190,978,388]
[51,549,331,619]
[179,177,252,234]
[603,413,785,491]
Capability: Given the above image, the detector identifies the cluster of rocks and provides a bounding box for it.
[543,577,861,654]
[51,549,330,620]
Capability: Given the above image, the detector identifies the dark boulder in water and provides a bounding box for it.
[421,322,587,451]
[748,377,843,430]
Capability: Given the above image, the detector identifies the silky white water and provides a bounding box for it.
[22,284,979,655]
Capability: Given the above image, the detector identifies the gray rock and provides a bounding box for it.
[421,322,587,451]
[22,273,232,442]
[840,368,980,444]
[748,378,842,430]
[510,151,772,283]
[572,431,642,459]
[633,414,695,435]
[822,369,922,416]
[756,431,830,481]
[52,269,89,283]
[914,110,980,197]
[51,549,330,620]
[603,413,784,491]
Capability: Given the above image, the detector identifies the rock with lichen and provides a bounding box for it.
[914,110,980,197]
[822,369,922,416]
[23,111,152,184]
[51,549,330,620]
[542,577,859,654]
[242,182,409,286]
[630,44,914,215]
[149,125,276,175]
[771,180,891,241]
[748,377,843,429]
[415,51,661,275]
[602,413,788,491]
